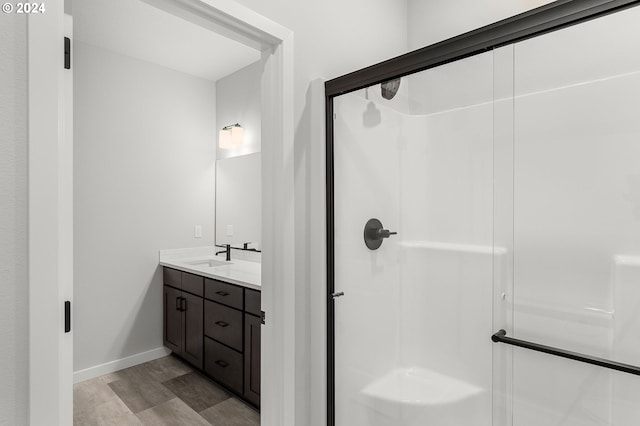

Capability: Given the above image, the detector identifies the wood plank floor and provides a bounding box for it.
[74,355,259,426]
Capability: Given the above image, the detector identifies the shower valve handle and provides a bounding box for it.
[364,218,397,250]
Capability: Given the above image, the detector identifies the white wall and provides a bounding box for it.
[234,0,408,123]
[73,42,216,374]
[215,61,262,248]
[0,13,28,426]
[216,60,261,160]
[228,1,409,424]
[407,0,554,49]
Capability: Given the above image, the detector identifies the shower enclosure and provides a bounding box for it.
[326,1,640,425]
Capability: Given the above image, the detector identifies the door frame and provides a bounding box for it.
[324,0,640,424]
[27,0,294,425]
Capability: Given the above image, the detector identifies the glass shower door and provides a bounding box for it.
[332,50,498,426]
[505,6,640,426]
[330,4,640,426]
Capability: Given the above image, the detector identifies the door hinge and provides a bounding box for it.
[64,37,71,69]
[260,310,266,325]
[64,301,71,333]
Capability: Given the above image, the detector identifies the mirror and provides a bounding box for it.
[215,153,261,249]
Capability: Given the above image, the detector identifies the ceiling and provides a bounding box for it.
[72,0,261,82]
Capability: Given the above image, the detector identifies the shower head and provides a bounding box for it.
[381,77,401,100]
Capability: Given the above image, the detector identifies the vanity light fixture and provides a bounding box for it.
[219,123,244,149]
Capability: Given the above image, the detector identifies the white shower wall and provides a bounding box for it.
[398,88,493,392]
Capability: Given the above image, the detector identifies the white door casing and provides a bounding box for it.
[28,3,73,425]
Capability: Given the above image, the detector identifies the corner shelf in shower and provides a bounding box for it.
[360,367,485,420]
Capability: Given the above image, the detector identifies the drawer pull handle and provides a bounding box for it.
[215,360,229,368]
[215,321,229,327]
[180,297,187,312]
[216,291,230,297]
[176,297,181,311]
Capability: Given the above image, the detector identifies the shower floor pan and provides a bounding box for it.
[360,368,485,424]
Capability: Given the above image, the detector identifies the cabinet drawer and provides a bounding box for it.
[182,272,203,297]
[244,289,261,316]
[205,279,243,310]
[205,337,243,395]
[204,300,243,352]
[163,267,181,288]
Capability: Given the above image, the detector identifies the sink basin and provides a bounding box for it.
[185,259,231,267]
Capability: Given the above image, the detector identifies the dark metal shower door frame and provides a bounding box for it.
[324,1,640,424]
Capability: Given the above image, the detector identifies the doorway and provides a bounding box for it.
[27,1,294,424]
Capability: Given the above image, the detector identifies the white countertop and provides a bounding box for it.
[159,246,261,290]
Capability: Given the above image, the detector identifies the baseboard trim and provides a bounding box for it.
[73,347,171,384]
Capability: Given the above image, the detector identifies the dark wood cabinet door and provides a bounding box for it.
[181,291,204,369]
[244,313,261,407]
[163,285,182,353]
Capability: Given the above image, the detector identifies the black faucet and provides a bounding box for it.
[215,244,231,261]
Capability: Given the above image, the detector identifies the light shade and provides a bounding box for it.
[219,124,244,149]
[219,128,233,149]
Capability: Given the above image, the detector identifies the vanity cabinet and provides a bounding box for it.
[162,267,261,407]
[163,268,204,369]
